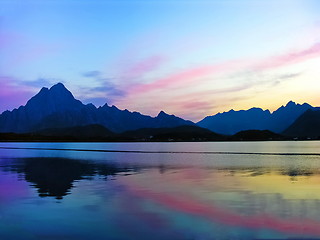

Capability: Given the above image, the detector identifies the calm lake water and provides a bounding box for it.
[1,141,320,240]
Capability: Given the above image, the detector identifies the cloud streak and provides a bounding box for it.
[127,42,320,97]
[123,55,166,80]
[82,71,101,78]
[80,70,126,105]
[130,60,243,95]
[255,42,320,71]
[113,41,320,120]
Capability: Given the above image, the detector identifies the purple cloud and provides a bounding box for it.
[82,71,101,78]
[0,76,35,113]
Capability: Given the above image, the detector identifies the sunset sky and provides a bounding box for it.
[1,0,320,121]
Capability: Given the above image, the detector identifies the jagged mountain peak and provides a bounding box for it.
[25,82,81,109]
[39,87,49,93]
[285,100,296,107]
[50,82,66,90]
[157,110,169,117]
[273,101,312,114]
[280,100,311,109]
[221,107,268,115]
[49,82,75,98]
[99,103,109,109]
[249,107,264,111]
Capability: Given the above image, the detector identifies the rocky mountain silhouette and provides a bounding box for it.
[197,101,315,135]
[197,107,271,135]
[283,109,320,138]
[0,83,194,133]
[269,101,314,133]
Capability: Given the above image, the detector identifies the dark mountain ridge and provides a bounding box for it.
[283,109,320,138]
[197,101,315,135]
[0,83,194,133]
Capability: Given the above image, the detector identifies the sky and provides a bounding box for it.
[1,0,320,121]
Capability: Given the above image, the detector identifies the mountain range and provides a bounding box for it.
[0,83,319,139]
[0,83,193,133]
[197,101,316,135]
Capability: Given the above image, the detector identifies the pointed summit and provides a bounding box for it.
[49,82,76,99]
[39,86,49,93]
[155,110,194,127]
[50,82,66,90]
[157,110,168,118]
[285,100,296,107]
[24,83,84,120]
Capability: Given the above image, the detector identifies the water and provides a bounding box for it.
[0,141,320,240]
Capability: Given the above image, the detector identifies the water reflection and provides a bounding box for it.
[0,157,136,199]
[0,157,319,200]
[1,154,320,239]
[218,166,316,180]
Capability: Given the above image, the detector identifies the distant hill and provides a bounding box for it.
[283,109,320,138]
[232,130,284,141]
[35,124,115,139]
[0,125,292,142]
[121,125,225,141]
[0,125,225,142]
[197,101,314,135]
[0,83,194,133]
[197,108,271,135]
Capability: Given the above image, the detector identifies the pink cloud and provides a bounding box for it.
[123,41,320,98]
[176,83,252,102]
[175,100,212,112]
[130,60,242,95]
[111,40,320,121]
[162,100,214,121]
[123,56,166,80]
[143,83,251,120]
[256,41,320,70]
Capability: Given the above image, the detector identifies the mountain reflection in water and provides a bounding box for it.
[1,152,320,239]
[0,156,318,200]
[0,157,137,199]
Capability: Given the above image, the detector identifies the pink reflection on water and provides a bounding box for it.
[124,184,320,236]
[0,173,29,203]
